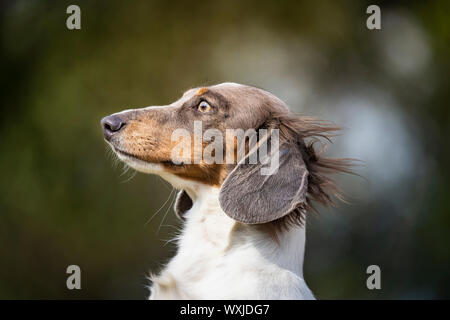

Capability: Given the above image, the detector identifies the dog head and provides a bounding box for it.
[101,83,352,228]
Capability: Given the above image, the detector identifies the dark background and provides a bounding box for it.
[0,0,449,299]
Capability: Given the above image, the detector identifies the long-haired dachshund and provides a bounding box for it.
[101,83,352,299]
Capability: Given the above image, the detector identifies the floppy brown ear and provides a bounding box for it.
[219,142,308,224]
[174,190,193,221]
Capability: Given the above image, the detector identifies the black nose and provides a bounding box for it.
[101,115,126,140]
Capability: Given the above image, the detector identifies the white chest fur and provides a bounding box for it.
[148,186,315,300]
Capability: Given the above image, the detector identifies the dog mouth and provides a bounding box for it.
[113,146,182,167]
[107,143,143,162]
[112,147,157,172]
[114,147,138,160]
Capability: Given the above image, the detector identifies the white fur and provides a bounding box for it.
[147,179,315,300]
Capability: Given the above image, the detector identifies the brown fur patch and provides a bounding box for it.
[162,162,228,187]
[195,87,208,96]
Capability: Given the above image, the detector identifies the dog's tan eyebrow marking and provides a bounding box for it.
[195,87,208,96]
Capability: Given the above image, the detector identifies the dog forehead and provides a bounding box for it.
[209,82,249,94]
[185,82,259,96]
[177,83,284,112]
[212,82,245,89]
[213,82,274,98]
[211,83,282,108]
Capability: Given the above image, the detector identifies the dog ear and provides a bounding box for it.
[174,190,193,221]
[219,140,308,224]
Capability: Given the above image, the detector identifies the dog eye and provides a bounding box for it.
[197,101,212,113]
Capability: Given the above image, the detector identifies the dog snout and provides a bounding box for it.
[101,115,126,140]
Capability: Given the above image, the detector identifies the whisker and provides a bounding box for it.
[119,162,131,177]
[161,235,180,247]
[105,144,121,169]
[145,188,175,226]
[157,176,172,191]
[157,193,176,234]
[120,168,137,183]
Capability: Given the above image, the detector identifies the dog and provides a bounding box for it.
[101,82,352,299]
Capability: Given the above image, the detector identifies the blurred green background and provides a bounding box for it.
[0,0,449,299]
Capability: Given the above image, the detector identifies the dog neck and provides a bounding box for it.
[178,184,307,278]
[149,174,313,299]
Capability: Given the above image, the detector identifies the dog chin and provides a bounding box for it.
[109,144,198,190]
[115,150,165,175]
